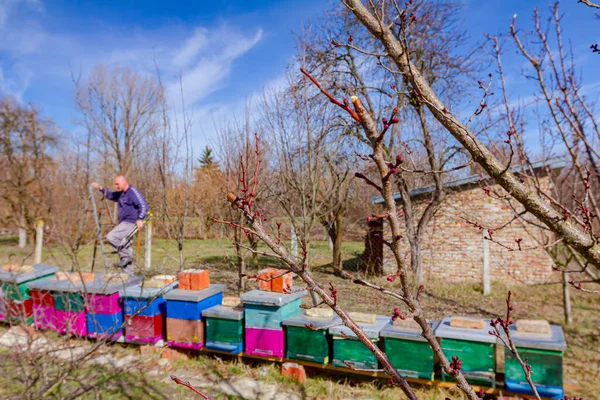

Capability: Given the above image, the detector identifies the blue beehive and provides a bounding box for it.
[124,296,167,316]
[164,284,226,321]
[86,312,124,337]
[241,289,305,330]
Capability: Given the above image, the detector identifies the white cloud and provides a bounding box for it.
[172,28,209,69]
[166,27,263,107]
[0,1,265,113]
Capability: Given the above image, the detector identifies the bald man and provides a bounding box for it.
[91,176,148,275]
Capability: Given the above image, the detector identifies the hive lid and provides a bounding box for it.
[202,304,244,320]
[0,264,59,284]
[26,275,81,292]
[122,280,179,299]
[329,315,389,339]
[78,273,143,295]
[380,320,440,342]
[283,310,341,328]
[240,288,306,306]
[163,284,226,302]
[434,316,497,344]
[505,323,566,351]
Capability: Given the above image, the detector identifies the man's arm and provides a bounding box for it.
[130,187,149,228]
[90,182,120,201]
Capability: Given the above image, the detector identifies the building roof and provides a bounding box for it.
[371,157,568,205]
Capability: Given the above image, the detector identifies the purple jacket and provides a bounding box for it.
[101,185,149,224]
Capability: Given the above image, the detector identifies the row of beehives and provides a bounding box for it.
[0,264,566,399]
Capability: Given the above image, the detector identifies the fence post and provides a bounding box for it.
[145,220,152,270]
[291,224,298,257]
[34,219,44,264]
[483,230,491,295]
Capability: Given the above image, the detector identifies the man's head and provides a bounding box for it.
[114,176,129,192]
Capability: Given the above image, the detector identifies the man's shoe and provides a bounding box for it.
[116,258,133,268]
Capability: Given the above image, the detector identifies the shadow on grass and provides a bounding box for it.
[0,235,18,246]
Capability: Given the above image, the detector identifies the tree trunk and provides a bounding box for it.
[248,234,259,268]
[411,238,423,285]
[325,215,344,272]
[360,219,384,276]
[562,271,573,325]
[18,210,27,248]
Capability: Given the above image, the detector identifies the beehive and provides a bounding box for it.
[329,315,388,370]
[163,284,226,349]
[241,288,306,358]
[283,310,341,364]
[122,278,178,344]
[434,316,497,387]
[503,321,566,398]
[203,305,244,353]
[381,319,439,380]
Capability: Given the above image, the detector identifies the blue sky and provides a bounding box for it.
[0,0,598,152]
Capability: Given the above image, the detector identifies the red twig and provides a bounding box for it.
[300,68,362,123]
[569,280,600,293]
[489,292,540,399]
[170,375,212,399]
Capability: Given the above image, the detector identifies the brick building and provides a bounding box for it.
[366,160,565,284]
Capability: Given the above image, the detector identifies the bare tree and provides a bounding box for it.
[299,0,482,283]
[341,0,600,271]
[475,2,600,315]
[74,64,164,176]
[0,97,56,248]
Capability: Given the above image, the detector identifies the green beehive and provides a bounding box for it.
[380,319,440,380]
[434,316,496,387]
[329,315,388,370]
[202,305,244,354]
[53,291,85,312]
[504,322,566,398]
[283,311,341,364]
[3,275,53,301]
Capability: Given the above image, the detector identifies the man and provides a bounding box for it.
[90,176,148,275]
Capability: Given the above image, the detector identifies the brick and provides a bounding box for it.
[449,317,486,329]
[222,296,241,307]
[258,268,293,293]
[516,319,550,334]
[392,317,420,330]
[306,307,333,318]
[178,269,210,291]
[349,312,376,324]
[2,264,34,273]
[55,271,95,282]
[282,362,306,383]
[101,273,129,284]
[379,176,555,284]
[144,275,176,288]
[161,347,189,361]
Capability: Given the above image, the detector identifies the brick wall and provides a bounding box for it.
[381,177,554,284]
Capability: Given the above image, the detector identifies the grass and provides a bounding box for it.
[0,235,364,274]
[0,236,598,398]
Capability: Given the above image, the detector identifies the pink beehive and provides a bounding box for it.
[85,293,121,314]
[55,309,87,336]
[245,327,285,358]
[33,304,57,330]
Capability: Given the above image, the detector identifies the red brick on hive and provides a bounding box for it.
[258,268,293,293]
[178,269,210,291]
